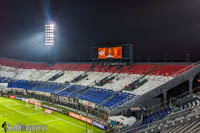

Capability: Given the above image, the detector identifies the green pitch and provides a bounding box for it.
[0,97,103,133]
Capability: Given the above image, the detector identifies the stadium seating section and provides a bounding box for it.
[125,95,200,133]
[0,58,195,110]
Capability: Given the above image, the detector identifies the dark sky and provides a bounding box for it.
[0,0,200,62]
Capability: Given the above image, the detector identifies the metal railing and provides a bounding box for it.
[121,92,200,133]
[171,60,200,77]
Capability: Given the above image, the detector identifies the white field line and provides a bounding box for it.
[8,100,25,105]
[25,106,93,131]
[24,112,44,116]
[88,130,93,133]
[0,98,35,116]
[30,113,93,132]
[4,105,25,115]
[4,106,92,132]
[0,98,23,105]
[0,99,39,115]
[7,104,22,107]
[29,119,59,125]
[4,105,44,116]
[2,103,43,116]
[28,119,72,133]
[0,98,92,132]
[31,119,61,132]
[48,114,88,130]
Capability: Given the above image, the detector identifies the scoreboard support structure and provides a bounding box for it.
[129,44,134,65]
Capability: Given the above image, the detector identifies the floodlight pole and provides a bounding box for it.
[164,53,167,63]
[86,107,88,133]
[47,46,51,63]
[92,121,94,132]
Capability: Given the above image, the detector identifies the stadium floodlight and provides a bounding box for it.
[45,23,55,46]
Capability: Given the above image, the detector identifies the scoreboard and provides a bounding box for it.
[91,44,133,60]
[98,46,122,59]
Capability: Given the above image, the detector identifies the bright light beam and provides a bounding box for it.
[45,23,55,46]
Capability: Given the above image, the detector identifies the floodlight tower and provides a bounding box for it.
[45,23,55,46]
[45,23,55,64]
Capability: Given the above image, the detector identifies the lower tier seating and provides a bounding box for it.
[0,77,135,109]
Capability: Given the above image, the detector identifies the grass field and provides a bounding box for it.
[0,97,103,133]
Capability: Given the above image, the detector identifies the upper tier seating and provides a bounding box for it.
[76,72,110,86]
[55,71,84,83]
[150,65,194,77]
[92,65,119,73]
[0,58,92,71]
[118,65,157,74]
[132,79,166,95]
[0,58,195,96]
[0,58,193,76]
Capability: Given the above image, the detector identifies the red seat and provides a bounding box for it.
[0,58,194,76]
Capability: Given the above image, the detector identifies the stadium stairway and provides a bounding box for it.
[100,65,162,110]
[52,84,69,93]
[71,73,88,83]
[95,65,123,86]
[71,65,94,83]
[68,86,90,98]
[119,91,200,133]
[54,84,74,94]
[160,115,200,133]
[123,64,161,91]
[33,82,63,93]
[56,85,85,97]
[121,61,200,113]
[48,71,64,81]
[166,121,200,133]
[124,95,200,133]
[31,81,48,91]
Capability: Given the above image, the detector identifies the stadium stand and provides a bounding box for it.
[0,58,193,75]
[121,93,200,133]
[1,57,200,133]
[0,76,136,108]
[0,58,197,116]
[0,63,188,95]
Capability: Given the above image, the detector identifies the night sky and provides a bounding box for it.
[0,0,200,62]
